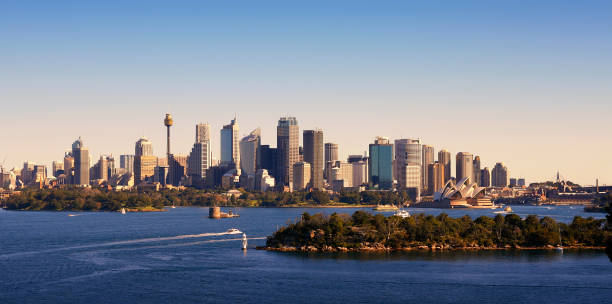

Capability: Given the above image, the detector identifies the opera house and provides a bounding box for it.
[425,177,494,208]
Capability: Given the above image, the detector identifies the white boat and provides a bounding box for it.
[171,205,176,209]
[394,210,410,218]
[556,227,563,253]
[504,206,513,213]
[121,208,126,214]
[227,228,241,234]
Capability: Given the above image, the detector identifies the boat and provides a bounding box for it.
[556,227,563,253]
[227,228,241,234]
[373,205,399,211]
[121,208,126,214]
[394,210,410,218]
[171,205,176,209]
[504,206,513,213]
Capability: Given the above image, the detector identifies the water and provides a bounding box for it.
[1,206,610,303]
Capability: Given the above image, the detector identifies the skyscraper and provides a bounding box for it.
[303,129,324,189]
[63,152,74,184]
[292,161,310,191]
[220,117,240,170]
[473,155,481,186]
[240,128,261,176]
[480,167,491,187]
[72,137,90,186]
[422,145,435,193]
[394,139,421,189]
[260,145,277,178]
[120,154,134,174]
[368,137,393,190]
[52,161,63,177]
[456,152,474,183]
[188,123,212,188]
[438,149,451,183]
[276,116,299,186]
[324,142,338,180]
[491,162,509,187]
[134,137,157,184]
[427,162,445,194]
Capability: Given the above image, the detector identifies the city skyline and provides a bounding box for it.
[2,1,611,185]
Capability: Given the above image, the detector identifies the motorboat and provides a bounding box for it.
[394,210,410,218]
[227,228,241,234]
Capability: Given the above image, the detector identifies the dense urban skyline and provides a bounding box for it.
[2,1,611,185]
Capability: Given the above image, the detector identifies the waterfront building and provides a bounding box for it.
[368,137,393,190]
[480,167,491,187]
[438,149,451,183]
[120,154,134,174]
[240,128,261,176]
[324,142,339,180]
[276,116,299,186]
[456,152,474,184]
[303,129,324,189]
[422,145,435,193]
[395,139,421,190]
[220,117,240,170]
[491,162,509,187]
[292,161,310,191]
[427,162,445,194]
[72,137,90,186]
[473,155,481,186]
[134,137,157,184]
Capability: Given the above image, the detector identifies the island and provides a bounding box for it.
[261,211,611,255]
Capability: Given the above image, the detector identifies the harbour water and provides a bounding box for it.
[1,206,610,303]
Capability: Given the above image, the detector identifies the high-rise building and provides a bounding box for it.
[403,164,421,201]
[509,178,517,187]
[438,149,451,183]
[352,160,368,187]
[134,137,157,184]
[422,145,435,192]
[324,143,338,180]
[63,152,74,184]
[480,167,491,187]
[168,154,188,186]
[240,128,261,176]
[220,117,240,170]
[395,139,421,189]
[120,155,134,174]
[368,137,393,190]
[491,162,509,187]
[473,155,481,186]
[276,116,299,186]
[72,137,90,186]
[517,178,526,187]
[52,161,64,177]
[188,123,212,188]
[255,169,275,192]
[303,130,324,189]
[260,145,277,178]
[456,152,474,183]
[427,162,445,194]
[292,161,310,191]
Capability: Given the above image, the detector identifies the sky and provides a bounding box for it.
[1,1,611,185]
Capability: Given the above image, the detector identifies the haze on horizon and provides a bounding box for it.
[1,1,611,186]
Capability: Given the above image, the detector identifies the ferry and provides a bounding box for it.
[373,205,399,211]
[394,210,410,218]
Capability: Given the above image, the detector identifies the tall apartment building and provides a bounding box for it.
[188,123,212,188]
[324,142,338,180]
[480,167,491,187]
[427,162,445,194]
[492,162,509,187]
[120,154,134,174]
[473,155,481,186]
[303,130,324,189]
[276,116,299,186]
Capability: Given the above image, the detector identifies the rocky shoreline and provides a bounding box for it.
[257,244,605,253]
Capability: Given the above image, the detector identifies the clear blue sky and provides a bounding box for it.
[1,1,611,185]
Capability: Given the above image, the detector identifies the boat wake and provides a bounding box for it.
[0,231,247,259]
